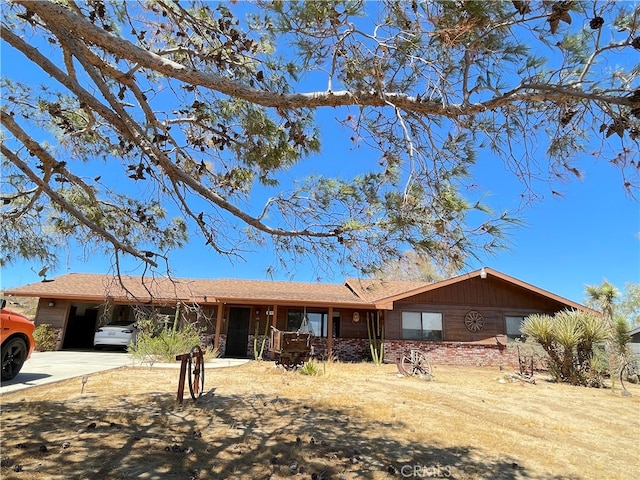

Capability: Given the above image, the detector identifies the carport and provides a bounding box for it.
[61,304,99,349]
[27,300,126,351]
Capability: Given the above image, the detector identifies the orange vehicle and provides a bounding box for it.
[1,299,35,381]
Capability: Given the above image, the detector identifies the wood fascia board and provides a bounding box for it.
[483,268,599,314]
[3,292,114,303]
[367,270,480,305]
[3,290,195,305]
[213,297,372,309]
[3,290,371,309]
[373,302,395,310]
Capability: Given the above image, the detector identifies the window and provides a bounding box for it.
[287,310,337,338]
[505,316,526,341]
[402,311,443,341]
[287,311,304,331]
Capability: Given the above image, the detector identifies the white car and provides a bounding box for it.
[93,321,137,350]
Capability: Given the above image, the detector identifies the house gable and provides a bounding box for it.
[398,275,571,311]
[369,268,593,313]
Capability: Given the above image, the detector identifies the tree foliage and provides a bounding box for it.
[374,249,462,282]
[616,282,640,327]
[1,0,638,276]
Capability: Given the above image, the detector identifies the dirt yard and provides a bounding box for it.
[1,361,638,480]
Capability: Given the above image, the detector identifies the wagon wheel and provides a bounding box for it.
[400,350,431,377]
[620,357,640,396]
[188,345,205,400]
[464,310,484,332]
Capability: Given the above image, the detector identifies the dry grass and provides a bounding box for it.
[1,361,639,480]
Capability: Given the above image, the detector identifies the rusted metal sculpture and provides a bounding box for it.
[176,345,205,403]
[511,345,536,384]
[620,357,640,396]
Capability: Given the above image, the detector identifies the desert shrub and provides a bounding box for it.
[129,319,204,363]
[33,324,57,351]
[203,345,220,360]
[298,360,321,376]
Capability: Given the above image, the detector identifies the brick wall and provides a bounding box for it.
[332,338,370,362]
[384,340,519,368]
[246,335,370,363]
[216,334,227,357]
[242,336,518,367]
[247,334,270,358]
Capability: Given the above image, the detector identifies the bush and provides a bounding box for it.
[298,360,322,376]
[33,324,57,351]
[129,319,204,363]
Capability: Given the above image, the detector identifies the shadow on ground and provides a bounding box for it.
[0,388,575,480]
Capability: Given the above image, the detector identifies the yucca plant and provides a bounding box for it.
[298,360,321,376]
[523,313,563,380]
[521,313,554,345]
[587,281,620,389]
[522,310,610,386]
[577,312,608,361]
[611,317,632,360]
[553,311,585,384]
[610,317,633,384]
[552,311,583,348]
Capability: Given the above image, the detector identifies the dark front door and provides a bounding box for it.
[225,307,250,357]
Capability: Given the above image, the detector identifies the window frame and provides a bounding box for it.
[287,309,337,338]
[401,311,443,341]
[504,315,527,341]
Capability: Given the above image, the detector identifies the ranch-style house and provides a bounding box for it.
[3,268,595,367]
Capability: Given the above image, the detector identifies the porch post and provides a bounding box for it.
[214,302,224,351]
[327,306,334,359]
[269,305,278,360]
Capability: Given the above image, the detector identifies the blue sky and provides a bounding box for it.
[1,3,639,306]
[2,128,637,305]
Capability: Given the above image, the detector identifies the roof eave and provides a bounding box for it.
[213,297,372,309]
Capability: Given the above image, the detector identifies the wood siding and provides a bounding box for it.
[403,276,568,310]
[386,276,566,342]
[386,303,549,342]
[35,299,70,329]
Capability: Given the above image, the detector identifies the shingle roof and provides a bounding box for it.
[344,278,430,303]
[203,278,365,304]
[2,268,593,312]
[2,274,202,303]
[2,273,368,307]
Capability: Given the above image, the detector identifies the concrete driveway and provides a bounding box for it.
[0,350,248,395]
